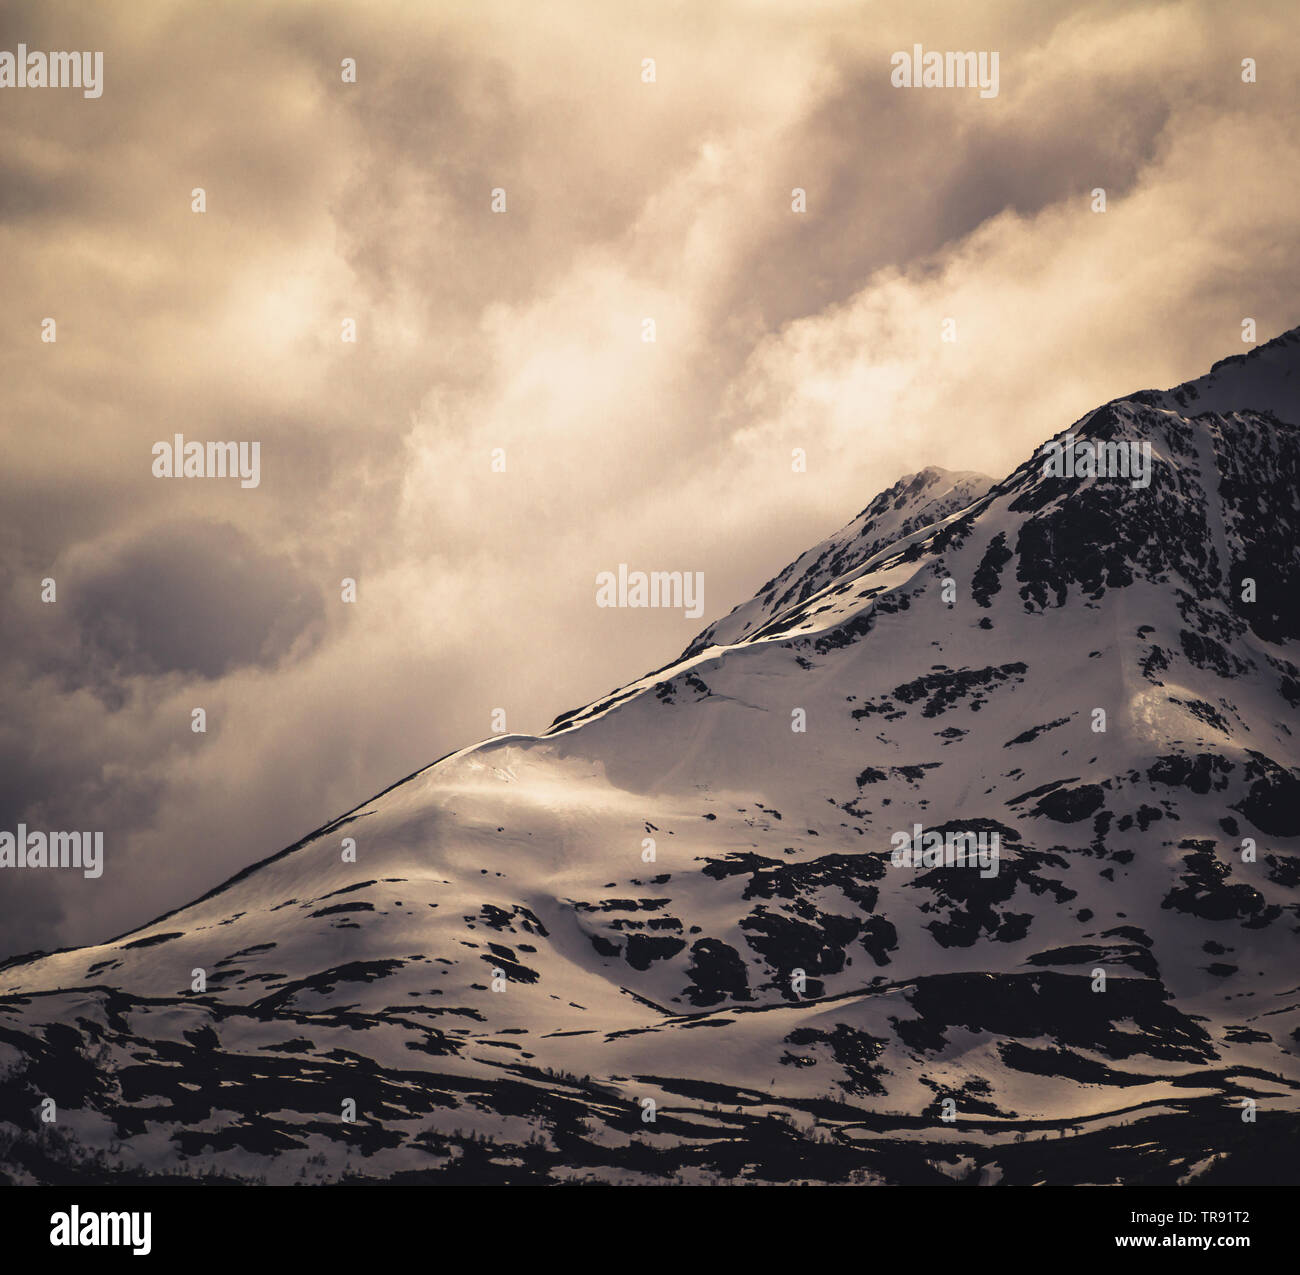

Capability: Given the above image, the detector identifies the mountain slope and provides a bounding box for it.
[2,330,1299,1186]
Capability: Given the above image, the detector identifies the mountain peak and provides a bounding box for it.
[681,465,994,657]
[1132,323,1300,425]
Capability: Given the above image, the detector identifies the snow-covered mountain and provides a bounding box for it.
[2,330,1299,1185]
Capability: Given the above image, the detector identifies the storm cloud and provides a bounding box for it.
[1,0,1297,957]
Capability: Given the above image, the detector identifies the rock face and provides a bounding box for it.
[3,331,1299,1185]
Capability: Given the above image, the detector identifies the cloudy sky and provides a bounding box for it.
[1,0,1297,959]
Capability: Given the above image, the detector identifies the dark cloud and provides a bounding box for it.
[64,521,325,682]
[0,0,1297,961]
[0,872,69,963]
